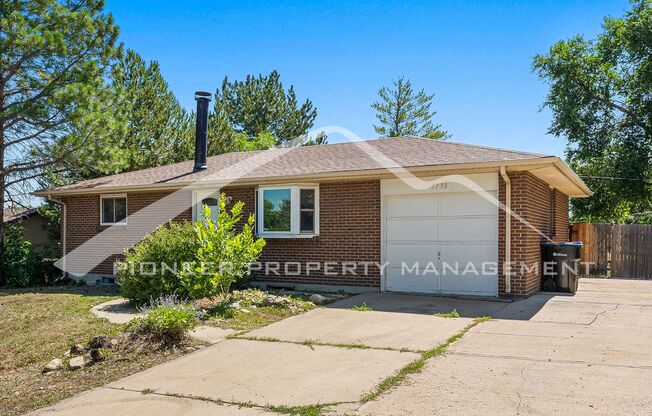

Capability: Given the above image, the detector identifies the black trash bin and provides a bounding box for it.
[541,241,583,293]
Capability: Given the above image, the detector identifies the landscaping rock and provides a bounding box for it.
[70,344,86,355]
[68,356,88,370]
[308,294,328,305]
[90,348,105,362]
[43,358,63,373]
[264,295,290,306]
[88,335,112,349]
[227,301,241,310]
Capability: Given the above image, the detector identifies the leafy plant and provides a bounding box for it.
[350,303,373,312]
[118,221,199,305]
[433,309,460,318]
[131,296,199,340]
[0,225,59,287]
[179,195,266,298]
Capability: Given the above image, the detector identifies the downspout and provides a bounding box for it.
[499,166,511,294]
[47,194,66,279]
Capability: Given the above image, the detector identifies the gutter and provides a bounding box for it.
[46,194,66,279]
[500,166,511,294]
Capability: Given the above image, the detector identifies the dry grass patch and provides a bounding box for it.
[0,287,197,416]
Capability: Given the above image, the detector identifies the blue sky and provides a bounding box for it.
[105,0,629,157]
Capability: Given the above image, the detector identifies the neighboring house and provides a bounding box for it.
[3,208,60,257]
[34,93,592,297]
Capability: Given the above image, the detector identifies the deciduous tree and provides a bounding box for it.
[534,0,652,223]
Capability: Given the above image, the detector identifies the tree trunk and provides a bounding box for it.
[0,176,5,287]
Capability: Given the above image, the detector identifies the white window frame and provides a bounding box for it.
[192,189,221,222]
[100,194,128,226]
[256,185,319,238]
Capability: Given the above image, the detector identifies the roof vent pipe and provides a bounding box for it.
[193,91,211,172]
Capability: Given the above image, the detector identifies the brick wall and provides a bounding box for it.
[62,173,568,296]
[62,191,191,275]
[498,172,570,297]
[222,180,382,288]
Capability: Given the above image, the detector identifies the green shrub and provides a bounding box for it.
[178,195,266,298]
[130,296,199,340]
[118,194,266,304]
[1,225,59,287]
[118,221,199,305]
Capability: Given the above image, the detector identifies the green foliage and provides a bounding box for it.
[433,309,460,318]
[372,77,448,139]
[0,225,58,287]
[0,0,121,283]
[211,70,318,146]
[37,202,62,243]
[118,221,199,305]
[0,0,122,200]
[300,131,329,146]
[119,195,265,304]
[350,303,373,311]
[110,49,195,170]
[534,0,652,223]
[131,297,198,340]
[179,195,266,298]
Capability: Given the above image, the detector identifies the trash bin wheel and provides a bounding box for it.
[542,278,557,292]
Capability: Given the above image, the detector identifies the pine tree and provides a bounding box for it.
[0,0,120,285]
[372,77,448,139]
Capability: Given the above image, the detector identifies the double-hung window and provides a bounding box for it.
[100,195,127,225]
[257,186,319,237]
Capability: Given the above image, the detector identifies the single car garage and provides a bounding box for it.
[382,173,499,296]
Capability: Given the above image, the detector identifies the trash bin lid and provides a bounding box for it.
[541,241,584,247]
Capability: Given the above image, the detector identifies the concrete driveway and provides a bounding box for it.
[358,278,652,415]
[30,278,652,415]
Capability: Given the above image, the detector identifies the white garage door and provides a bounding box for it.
[382,173,498,296]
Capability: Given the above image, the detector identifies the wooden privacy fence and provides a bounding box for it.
[570,223,652,279]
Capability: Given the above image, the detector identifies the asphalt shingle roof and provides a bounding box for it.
[40,137,548,194]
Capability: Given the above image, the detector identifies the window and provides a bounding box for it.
[192,190,220,222]
[100,195,127,225]
[300,189,315,233]
[257,186,319,237]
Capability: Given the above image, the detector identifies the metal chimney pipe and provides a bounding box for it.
[193,91,211,172]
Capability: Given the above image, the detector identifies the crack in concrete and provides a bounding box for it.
[451,351,652,370]
[588,304,620,326]
[103,386,357,414]
[515,365,527,414]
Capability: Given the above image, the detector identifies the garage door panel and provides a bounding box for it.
[440,274,497,296]
[439,192,497,217]
[386,219,437,242]
[385,269,438,293]
[440,243,498,266]
[439,217,497,242]
[387,195,437,218]
[386,243,437,266]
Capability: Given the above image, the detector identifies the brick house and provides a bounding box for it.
[35,135,591,298]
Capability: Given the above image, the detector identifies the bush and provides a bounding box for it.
[1,225,59,287]
[118,221,199,305]
[130,295,199,340]
[118,194,266,304]
[178,195,266,298]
